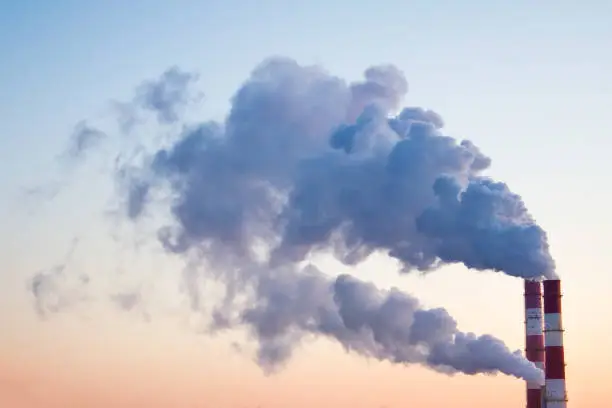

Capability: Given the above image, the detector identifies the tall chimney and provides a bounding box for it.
[524,280,544,408]
[543,279,567,407]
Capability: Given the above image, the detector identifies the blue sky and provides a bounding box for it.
[3,0,611,270]
[2,0,610,189]
[1,2,612,406]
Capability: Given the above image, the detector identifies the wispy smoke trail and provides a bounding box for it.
[113,66,202,133]
[21,66,200,207]
[61,121,107,162]
[29,56,552,384]
[28,238,89,318]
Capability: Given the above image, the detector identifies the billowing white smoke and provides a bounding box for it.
[30,57,551,384]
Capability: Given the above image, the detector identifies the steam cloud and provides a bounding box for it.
[31,57,553,384]
[126,57,554,279]
[243,264,542,383]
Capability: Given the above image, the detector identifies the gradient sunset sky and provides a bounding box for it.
[2,1,612,407]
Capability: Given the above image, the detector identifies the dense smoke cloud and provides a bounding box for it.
[126,57,554,280]
[243,264,542,383]
[30,56,553,383]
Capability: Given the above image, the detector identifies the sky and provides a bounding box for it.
[1,1,612,407]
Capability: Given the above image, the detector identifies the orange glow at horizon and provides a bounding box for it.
[1,318,606,408]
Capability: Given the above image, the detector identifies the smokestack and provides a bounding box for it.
[524,280,544,408]
[543,279,567,407]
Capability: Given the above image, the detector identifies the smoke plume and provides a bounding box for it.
[124,57,554,280]
[243,264,542,383]
[30,56,553,384]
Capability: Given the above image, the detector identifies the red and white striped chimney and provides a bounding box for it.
[524,280,544,408]
[543,279,568,407]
